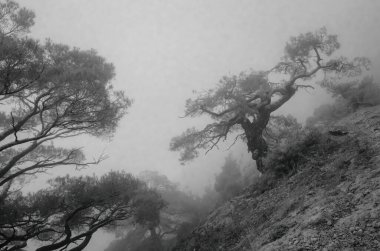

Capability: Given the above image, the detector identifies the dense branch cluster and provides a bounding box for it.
[170,27,369,172]
[0,1,131,190]
[0,1,132,250]
[0,171,157,251]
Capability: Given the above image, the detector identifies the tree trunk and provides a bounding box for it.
[148,227,163,251]
[68,234,92,251]
[241,110,270,173]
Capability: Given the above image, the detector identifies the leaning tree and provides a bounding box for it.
[170,28,369,173]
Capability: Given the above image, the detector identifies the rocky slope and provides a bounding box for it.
[174,105,380,251]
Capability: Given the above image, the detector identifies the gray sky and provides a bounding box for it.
[19,0,380,193]
[15,0,380,249]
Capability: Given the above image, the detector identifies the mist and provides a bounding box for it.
[1,0,380,250]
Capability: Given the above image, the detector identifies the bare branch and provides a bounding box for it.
[313,47,322,66]
[295,84,315,90]
[200,105,236,117]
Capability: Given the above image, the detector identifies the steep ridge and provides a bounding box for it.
[174,105,380,251]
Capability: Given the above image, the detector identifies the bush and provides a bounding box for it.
[325,77,380,110]
[263,115,305,175]
[306,100,351,127]
[264,128,337,176]
[308,77,380,127]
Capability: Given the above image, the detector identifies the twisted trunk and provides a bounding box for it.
[240,109,271,173]
[241,85,296,173]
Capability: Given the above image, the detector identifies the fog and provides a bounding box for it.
[12,0,380,250]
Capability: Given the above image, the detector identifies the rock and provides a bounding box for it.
[329,128,349,136]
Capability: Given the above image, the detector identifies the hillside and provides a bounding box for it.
[174,105,380,251]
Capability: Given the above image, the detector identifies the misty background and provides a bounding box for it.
[14,0,380,250]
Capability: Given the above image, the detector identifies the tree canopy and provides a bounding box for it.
[0,0,131,192]
[0,171,150,251]
[170,27,369,173]
[214,156,243,201]
[105,171,218,251]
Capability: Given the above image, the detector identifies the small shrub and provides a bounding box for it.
[306,101,351,127]
[264,136,305,176]
[263,115,305,175]
[308,77,380,127]
[264,128,339,176]
[266,225,289,243]
[325,77,380,110]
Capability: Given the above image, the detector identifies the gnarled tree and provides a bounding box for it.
[170,28,369,173]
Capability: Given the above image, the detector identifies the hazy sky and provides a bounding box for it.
[15,0,380,250]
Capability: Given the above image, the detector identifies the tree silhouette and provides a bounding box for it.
[0,1,131,250]
[170,27,369,173]
[0,0,131,192]
[1,171,147,251]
